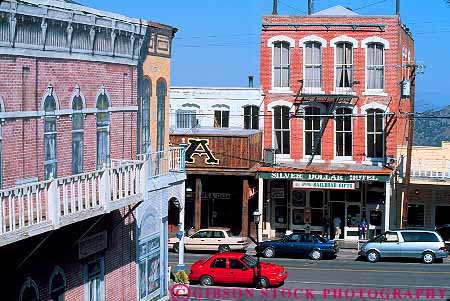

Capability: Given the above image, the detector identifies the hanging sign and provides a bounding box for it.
[292,181,355,190]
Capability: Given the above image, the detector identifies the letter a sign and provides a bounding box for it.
[185,138,219,165]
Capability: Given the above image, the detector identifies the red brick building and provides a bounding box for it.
[0,0,185,300]
[257,4,414,241]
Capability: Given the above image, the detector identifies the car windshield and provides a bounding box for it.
[241,255,257,268]
[314,235,327,243]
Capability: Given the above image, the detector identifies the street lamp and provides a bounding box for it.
[253,209,262,289]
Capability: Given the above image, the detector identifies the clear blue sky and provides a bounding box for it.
[78,0,450,111]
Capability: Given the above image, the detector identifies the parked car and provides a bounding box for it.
[255,233,339,260]
[168,228,248,253]
[189,252,288,288]
[359,230,449,264]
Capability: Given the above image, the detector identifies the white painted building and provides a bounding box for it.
[169,87,264,131]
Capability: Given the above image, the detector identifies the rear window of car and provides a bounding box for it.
[402,232,440,242]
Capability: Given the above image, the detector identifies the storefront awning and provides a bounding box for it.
[258,162,392,182]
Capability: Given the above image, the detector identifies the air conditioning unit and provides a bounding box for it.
[385,156,396,166]
[264,148,277,167]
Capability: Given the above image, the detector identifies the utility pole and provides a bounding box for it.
[401,62,424,228]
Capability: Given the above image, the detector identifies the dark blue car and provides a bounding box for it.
[255,233,339,260]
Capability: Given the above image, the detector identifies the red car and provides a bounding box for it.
[189,252,288,288]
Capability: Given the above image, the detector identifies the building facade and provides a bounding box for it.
[258,5,414,241]
[397,142,450,230]
[168,87,264,237]
[0,0,185,300]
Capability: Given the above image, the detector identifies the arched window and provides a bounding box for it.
[19,277,40,301]
[96,88,110,169]
[304,41,322,89]
[156,79,167,152]
[44,93,57,180]
[335,42,354,89]
[141,78,151,154]
[72,91,84,175]
[366,108,384,158]
[273,106,290,155]
[49,266,67,301]
[366,43,385,90]
[243,105,259,130]
[304,107,321,156]
[335,107,353,158]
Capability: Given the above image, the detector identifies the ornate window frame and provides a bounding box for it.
[361,36,390,96]
[268,35,295,93]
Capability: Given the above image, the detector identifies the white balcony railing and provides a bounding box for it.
[0,147,185,246]
[411,159,450,179]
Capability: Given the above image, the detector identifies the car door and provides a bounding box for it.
[209,258,227,284]
[188,231,209,251]
[379,231,401,257]
[228,258,254,285]
[284,234,301,256]
[212,231,226,251]
[299,234,315,257]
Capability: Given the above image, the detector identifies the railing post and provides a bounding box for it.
[47,176,60,229]
[100,164,112,212]
[140,160,148,199]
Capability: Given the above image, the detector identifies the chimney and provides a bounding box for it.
[308,0,314,15]
[272,0,278,15]
[396,0,400,15]
[248,76,254,88]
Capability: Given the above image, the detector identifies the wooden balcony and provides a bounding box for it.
[0,147,185,247]
[410,159,450,180]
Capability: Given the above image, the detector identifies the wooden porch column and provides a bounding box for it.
[194,178,202,231]
[242,179,249,237]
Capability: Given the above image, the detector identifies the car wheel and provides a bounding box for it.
[256,276,270,288]
[200,275,214,286]
[218,244,231,253]
[263,247,275,258]
[309,249,322,260]
[422,252,435,264]
[173,242,179,253]
[366,250,380,263]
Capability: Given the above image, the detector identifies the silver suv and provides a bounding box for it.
[359,230,449,264]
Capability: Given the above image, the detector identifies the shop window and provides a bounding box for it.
[292,209,304,225]
[273,106,290,155]
[311,209,324,227]
[292,190,305,207]
[275,206,288,224]
[243,105,259,129]
[310,191,324,208]
[435,205,450,227]
[84,258,104,301]
[407,204,424,228]
[346,205,361,227]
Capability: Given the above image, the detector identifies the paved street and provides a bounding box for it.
[169,251,450,300]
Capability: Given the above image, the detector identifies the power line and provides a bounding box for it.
[354,0,388,11]
[278,0,307,14]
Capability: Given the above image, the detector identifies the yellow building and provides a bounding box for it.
[397,142,450,229]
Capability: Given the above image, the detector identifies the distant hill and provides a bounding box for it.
[413,105,450,146]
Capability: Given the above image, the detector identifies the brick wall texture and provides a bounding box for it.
[260,15,414,162]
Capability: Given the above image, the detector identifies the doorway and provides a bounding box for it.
[330,202,345,239]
